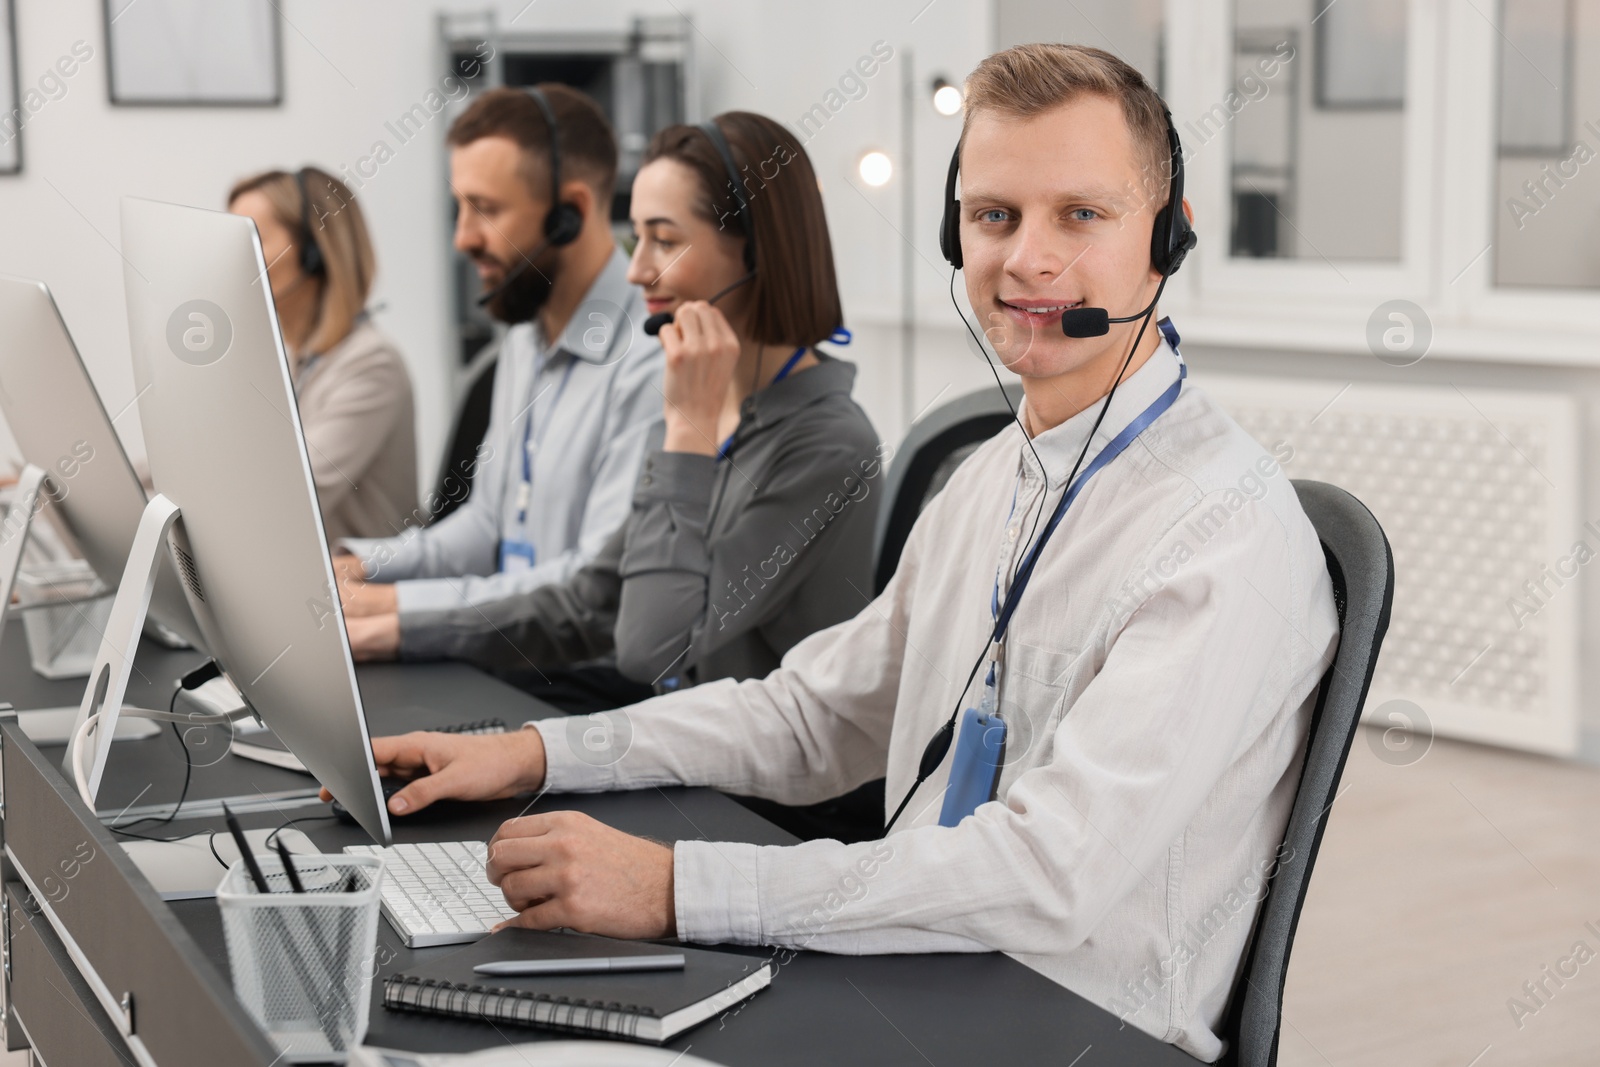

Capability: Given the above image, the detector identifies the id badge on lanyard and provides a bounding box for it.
[500,353,577,576]
[499,540,536,573]
[939,665,1006,827]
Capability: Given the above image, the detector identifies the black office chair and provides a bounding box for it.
[429,351,499,524]
[873,384,1021,593]
[1218,480,1394,1067]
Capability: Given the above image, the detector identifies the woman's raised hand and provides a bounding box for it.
[658,300,741,455]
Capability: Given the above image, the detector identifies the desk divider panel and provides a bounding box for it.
[0,717,280,1066]
[6,881,134,1066]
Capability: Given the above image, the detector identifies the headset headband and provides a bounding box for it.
[526,87,564,202]
[521,86,584,249]
[699,119,756,272]
[294,168,326,278]
[939,105,1194,277]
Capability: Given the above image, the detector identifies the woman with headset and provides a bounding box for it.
[228,167,418,542]
[345,111,885,836]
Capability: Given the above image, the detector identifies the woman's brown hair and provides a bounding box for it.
[643,112,843,347]
[227,166,376,355]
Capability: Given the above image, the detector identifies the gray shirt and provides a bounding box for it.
[398,353,884,688]
[341,249,663,645]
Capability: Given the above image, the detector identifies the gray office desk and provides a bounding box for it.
[0,621,1196,1066]
[0,622,549,820]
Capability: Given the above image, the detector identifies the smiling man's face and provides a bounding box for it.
[958,93,1166,389]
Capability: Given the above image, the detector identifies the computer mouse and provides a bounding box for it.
[331,777,409,826]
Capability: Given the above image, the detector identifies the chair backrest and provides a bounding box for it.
[873,383,1021,593]
[429,351,499,524]
[1220,480,1394,1067]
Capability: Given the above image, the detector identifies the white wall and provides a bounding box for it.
[1,2,456,483]
[0,0,1004,485]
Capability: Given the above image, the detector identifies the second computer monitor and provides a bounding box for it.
[119,196,391,844]
[0,274,204,650]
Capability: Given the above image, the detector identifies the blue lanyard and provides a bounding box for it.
[989,318,1186,652]
[715,345,808,463]
[516,352,579,525]
[939,321,1184,829]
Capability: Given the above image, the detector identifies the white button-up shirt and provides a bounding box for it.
[534,333,1338,1061]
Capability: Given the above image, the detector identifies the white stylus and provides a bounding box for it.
[473,955,687,977]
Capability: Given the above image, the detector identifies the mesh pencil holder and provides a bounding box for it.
[218,853,384,1063]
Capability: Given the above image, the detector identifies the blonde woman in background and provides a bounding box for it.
[228,167,418,542]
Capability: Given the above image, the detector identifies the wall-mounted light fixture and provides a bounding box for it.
[858,150,893,187]
[931,77,963,116]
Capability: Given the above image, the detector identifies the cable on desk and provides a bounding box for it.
[265,814,340,850]
[108,684,194,834]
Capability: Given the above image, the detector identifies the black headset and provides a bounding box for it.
[294,168,326,279]
[938,107,1196,279]
[471,87,587,311]
[526,86,585,250]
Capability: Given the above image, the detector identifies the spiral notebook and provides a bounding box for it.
[383,928,772,1044]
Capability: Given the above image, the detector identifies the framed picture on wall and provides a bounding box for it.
[1313,0,1406,109]
[1,0,20,173]
[104,0,281,106]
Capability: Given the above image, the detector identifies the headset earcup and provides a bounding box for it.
[546,203,584,247]
[941,197,963,270]
[300,237,325,278]
[939,144,964,269]
[1149,206,1172,275]
[1150,205,1195,278]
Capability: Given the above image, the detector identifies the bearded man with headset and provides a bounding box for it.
[334,44,1338,1061]
[335,85,663,710]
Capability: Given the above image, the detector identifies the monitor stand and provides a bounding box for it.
[1,463,164,745]
[60,494,271,892]
[64,493,251,806]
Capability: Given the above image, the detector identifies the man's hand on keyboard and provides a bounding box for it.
[317,728,547,813]
[486,811,675,940]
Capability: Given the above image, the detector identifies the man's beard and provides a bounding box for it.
[480,251,556,325]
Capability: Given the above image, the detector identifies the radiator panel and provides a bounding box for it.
[1200,374,1580,756]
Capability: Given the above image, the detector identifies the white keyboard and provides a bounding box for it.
[344,841,519,948]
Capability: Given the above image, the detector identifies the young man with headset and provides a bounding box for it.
[345,45,1339,1060]
[336,86,662,708]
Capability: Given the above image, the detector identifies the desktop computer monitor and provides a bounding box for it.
[118,197,391,844]
[0,274,205,650]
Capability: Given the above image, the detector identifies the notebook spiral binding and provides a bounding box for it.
[384,975,654,1040]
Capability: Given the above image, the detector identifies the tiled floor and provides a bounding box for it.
[1280,725,1600,1066]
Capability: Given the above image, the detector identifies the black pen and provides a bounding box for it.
[222,802,271,894]
[275,837,306,894]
